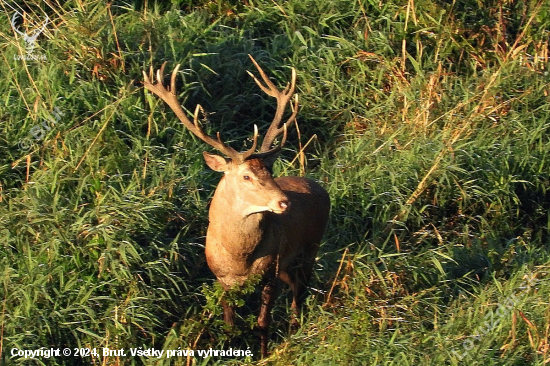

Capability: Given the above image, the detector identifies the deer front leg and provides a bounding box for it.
[258,280,277,357]
[221,298,235,326]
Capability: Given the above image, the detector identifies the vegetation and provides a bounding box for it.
[1,0,549,365]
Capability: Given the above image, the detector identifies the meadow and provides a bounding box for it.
[1,0,549,365]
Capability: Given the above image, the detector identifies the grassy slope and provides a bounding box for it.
[1,0,549,365]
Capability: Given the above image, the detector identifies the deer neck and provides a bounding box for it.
[207,177,273,257]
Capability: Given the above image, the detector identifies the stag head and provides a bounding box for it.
[10,11,49,54]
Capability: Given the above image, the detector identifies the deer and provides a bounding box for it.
[10,11,49,54]
[143,55,330,357]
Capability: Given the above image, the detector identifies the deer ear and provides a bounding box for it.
[261,152,281,172]
[203,152,230,172]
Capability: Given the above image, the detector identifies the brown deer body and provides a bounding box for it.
[143,56,330,357]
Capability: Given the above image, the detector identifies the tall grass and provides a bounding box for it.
[1,0,549,365]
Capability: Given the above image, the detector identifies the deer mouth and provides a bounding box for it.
[269,199,290,214]
[242,200,290,216]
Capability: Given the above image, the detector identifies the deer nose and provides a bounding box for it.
[278,200,290,211]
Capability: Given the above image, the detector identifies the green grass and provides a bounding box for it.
[1,0,549,365]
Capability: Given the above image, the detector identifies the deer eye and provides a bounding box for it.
[243,175,251,181]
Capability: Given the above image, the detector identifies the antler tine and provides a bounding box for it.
[11,13,26,37]
[247,55,299,153]
[144,64,242,161]
[29,15,49,40]
[157,62,167,89]
[39,15,49,32]
[259,78,298,152]
[241,125,259,161]
[252,123,288,160]
[170,64,179,93]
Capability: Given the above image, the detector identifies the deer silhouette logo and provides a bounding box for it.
[10,11,49,54]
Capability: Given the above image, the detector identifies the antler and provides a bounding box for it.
[143,57,298,163]
[27,15,49,42]
[143,63,259,163]
[246,55,298,154]
[10,12,26,37]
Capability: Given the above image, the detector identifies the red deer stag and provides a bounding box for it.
[143,56,330,357]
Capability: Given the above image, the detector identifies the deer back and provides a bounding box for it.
[274,176,330,267]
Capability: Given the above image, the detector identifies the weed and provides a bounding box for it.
[0,0,549,365]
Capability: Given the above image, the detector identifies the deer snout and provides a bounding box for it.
[265,196,290,214]
[278,199,290,212]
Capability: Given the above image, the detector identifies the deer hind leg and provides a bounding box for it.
[280,256,316,329]
[279,270,300,329]
[258,280,277,358]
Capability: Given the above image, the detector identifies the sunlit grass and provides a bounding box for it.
[1,0,549,365]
